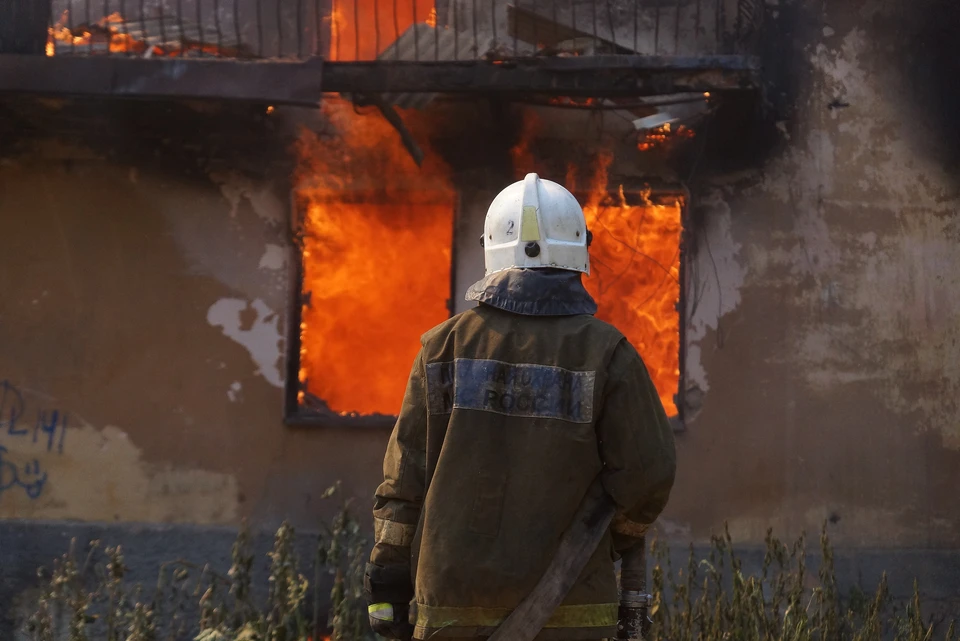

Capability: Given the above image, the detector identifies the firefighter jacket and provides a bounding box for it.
[366,268,677,640]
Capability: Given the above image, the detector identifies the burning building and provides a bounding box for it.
[2,0,960,634]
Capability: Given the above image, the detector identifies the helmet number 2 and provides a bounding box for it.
[506,220,515,235]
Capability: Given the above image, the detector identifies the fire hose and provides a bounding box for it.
[486,477,653,641]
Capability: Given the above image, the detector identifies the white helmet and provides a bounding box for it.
[481,173,590,276]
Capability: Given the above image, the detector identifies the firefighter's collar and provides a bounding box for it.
[465,268,598,316]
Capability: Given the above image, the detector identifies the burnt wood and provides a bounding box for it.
[323,55,759,96]
[0,54,758,102]
[0,56,325,104]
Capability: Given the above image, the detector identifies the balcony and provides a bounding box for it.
[0,0,761,102]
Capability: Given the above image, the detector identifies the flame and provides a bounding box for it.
[547,97,599,107]
[46,10,233,57]
[574,157,681,415]
[47,12,149,55]
[295,101,454,415]
[637,122,695,152]
[329,0,437,60]
[510,113,538,179]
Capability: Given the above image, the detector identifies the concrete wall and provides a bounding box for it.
[0,99,397,633]
[0,102,388,534]
[670,0,960,550]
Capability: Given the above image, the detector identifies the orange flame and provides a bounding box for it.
[547,97,599,107]
[295,102,454,415]
[575,158,682,415]
[510,114,537,179]
[47,11,148,55]
[637,122,696,152]
[329,0,437,60]
[46,10,235,57]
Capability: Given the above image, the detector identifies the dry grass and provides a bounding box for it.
[648,524,957,641]
[21,494,956,641]
[23,484,375,641]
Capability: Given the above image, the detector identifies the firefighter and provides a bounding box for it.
[364,173,677,640]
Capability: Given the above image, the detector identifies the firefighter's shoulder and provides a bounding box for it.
[420,307,628,346]
[566,313,629,343]
[418,308,479,345]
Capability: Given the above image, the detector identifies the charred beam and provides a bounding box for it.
[0,56,324,105]
[360,93,427,167]
[321,55,760,96]
[0,54,757,102]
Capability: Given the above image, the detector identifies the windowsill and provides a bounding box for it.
[284,409,396,429]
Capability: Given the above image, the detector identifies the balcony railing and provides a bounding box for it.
[37,0,763,61]
[1,0,762,102]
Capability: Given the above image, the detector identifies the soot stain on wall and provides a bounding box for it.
[701,1,821,175]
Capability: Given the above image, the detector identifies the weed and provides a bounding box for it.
[22,485,373,641]
[648,522,955,641]
[21,501,955,641]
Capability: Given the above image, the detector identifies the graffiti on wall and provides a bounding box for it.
[0,380,68,499]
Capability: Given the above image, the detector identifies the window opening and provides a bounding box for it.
[296,198,454,417]
[286,103,455,426]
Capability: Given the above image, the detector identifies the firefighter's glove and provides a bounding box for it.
[368,602,414,640]
[365,563,414,640]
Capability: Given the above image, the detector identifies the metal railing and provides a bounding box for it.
[42,0,763,60]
